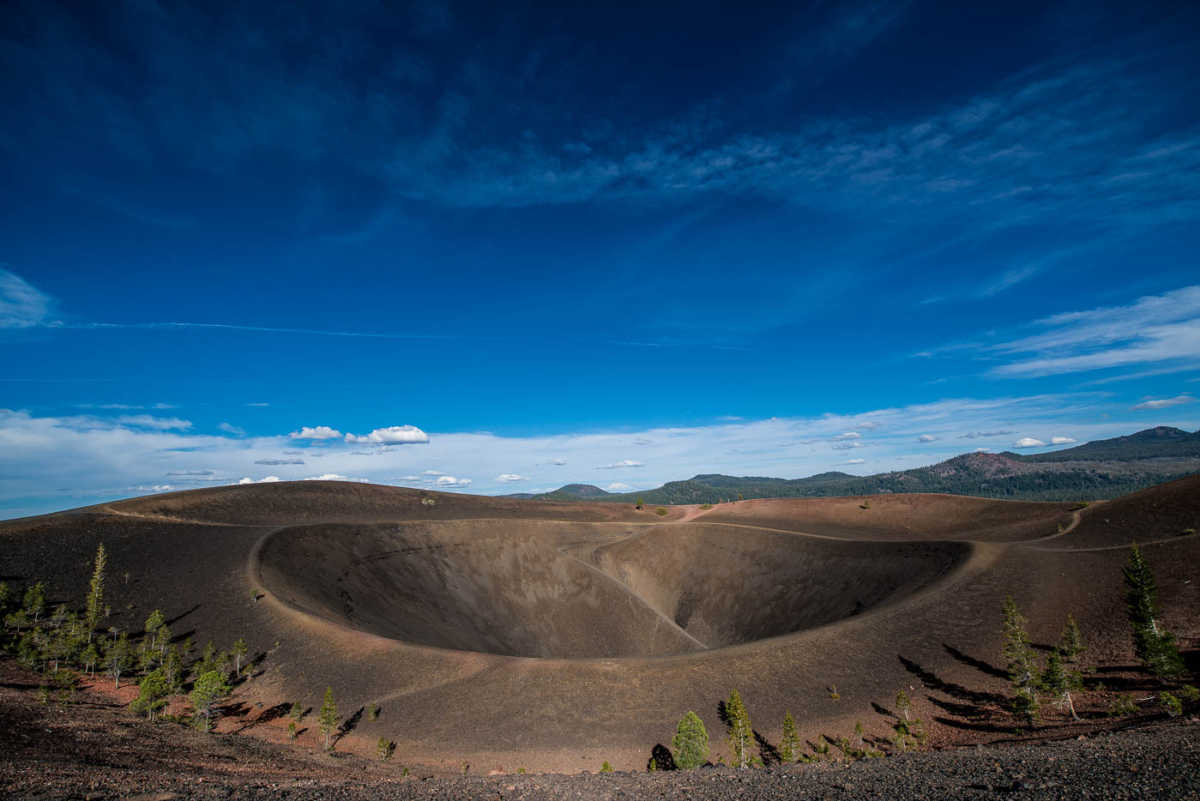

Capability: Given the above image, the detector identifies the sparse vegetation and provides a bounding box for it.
[655,507,668,516]
[1123,544,1185,679]
[318,686,339,750]
[189,670,231,732]
[779,711,800,763]
[600,760,613,772]
[367,702,379,721]
[84,543,107,641]
[671,710,708,769]
[1002,597,1040,725]
[1159,691,1182,717]
[376,736,395,761]
[724,689,753,768]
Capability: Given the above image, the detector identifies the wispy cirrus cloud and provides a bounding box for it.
[988,286,1200,378]
[1133,395,1195,410]
[0,268,56,328]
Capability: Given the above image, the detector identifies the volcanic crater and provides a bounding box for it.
[253,519,971,658]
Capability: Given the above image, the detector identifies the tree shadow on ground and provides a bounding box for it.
[647,744,677,771]
[165,605,200,628]
[899,654,1007,707]
[943,644,1007,679]
[754,730,781,766]
[235,701,290,734]
[332,706,364,746]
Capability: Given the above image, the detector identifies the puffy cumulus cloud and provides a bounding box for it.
[495,474,526,482]
[1013,437,1046,448]
[344,425,429,444]
[0,269,54,328]
[238,475,280,484]
[918,434,938,442]
[435,475,471,488]
[117,415,192,431]
[1050,436,1078,445]
[1132,395,1194,410]
[0,393,1169,519]
[218,422,246,435]
[598,459,644,469]
[305,473,367,482]
[289,425,342,440]
[834,432,862,440]
[606,482,633,491]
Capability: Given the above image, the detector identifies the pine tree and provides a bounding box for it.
[23,582,45,622]
[1002,597,1040,725]
[85,544,107,642]
[895,689,911,722]
[190,670,231,732]
[725,689,753,768]
[671,710,709,769]
[106,632,132,689]
[319,686,339,751]
[131,668,170,720]
[163,646,184,692]
[377,736,395,761]
[231,637,248,678]
[1059,615,1085,664]
[779,711,800,763]
[1040,651,1082,721]
[1123,545,1185,679]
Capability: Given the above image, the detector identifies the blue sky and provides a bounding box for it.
[2,0,1199,517]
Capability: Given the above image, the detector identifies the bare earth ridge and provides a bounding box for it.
[1,476,1197,797]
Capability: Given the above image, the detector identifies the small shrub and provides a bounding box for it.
[828,684,840,700]
[655,507,668,516]
[377,736,395,761]
[367,702,379,721]
[1177,685,1199,703]
[699,503,713,510]
[287,721,297,740]
[1160,692,1182,717]
[600,761,613,772]
[517,767,526,774]
[1108,695,1139,717]
[859,499,871,510]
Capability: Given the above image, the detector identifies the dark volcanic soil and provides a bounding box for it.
[3,654,1197,801]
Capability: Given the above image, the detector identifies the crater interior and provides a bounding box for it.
[255,519,970,658]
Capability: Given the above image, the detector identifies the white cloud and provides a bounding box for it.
[832,441,864,450]
[606,482,633,491]
[1132,395,1194,410]
[960,430,1015,439]
[304,473,366,482]
[246,402,270,407]
[1050,436,1077,445]
[843,458,866,464]
[551,458,567,465]
[238,475,280,484]
[834,432,861,440]
[989,286,1200,378]
[422,469,446,476]
[288,425,342,440]
[1012,437,1046,448]
[495,474,526,482]
[344,424,430,444]
[0,269,54,328]
[435,475,472,488]
[597,459,644,469]
[133,484,174,492]
[0,394,1174,519]
[918,434,937,442]
[255,458,303,465]
[218,422,246,435]
[116,415,192,431]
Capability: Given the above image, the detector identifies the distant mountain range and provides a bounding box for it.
[508,426,1200,504]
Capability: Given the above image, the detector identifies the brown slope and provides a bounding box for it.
[1,479,1196,775]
